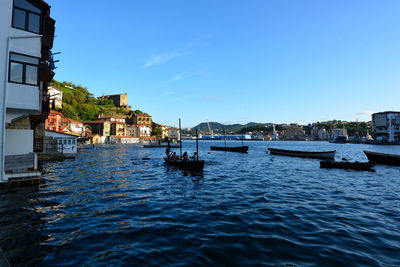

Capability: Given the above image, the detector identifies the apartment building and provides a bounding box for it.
[0,0,55,183]
[372,111,400,142]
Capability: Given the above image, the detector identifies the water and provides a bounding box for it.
[1,141,400,266]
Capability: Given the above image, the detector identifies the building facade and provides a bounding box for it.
[372,111,400,142]
[81,121,111,143]
[98,93,129,109]
[47,86,62,108]
[45,110,63,131]
[1,0,55,182]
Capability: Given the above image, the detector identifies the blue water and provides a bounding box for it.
[1,141,400,266]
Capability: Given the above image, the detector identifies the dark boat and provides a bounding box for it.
[143,144,180,148]
[164,158,205,172]
[268,148,336,159]
[320,160,375,171]
[164,119,205,172]
[364,151,400,166]
[210,146,248,153]
[210,126,248,153]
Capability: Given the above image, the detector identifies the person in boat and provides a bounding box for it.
[171,152,178,160]
[190,152,197,160]
[165,146,171,158]
[182,152,189,162]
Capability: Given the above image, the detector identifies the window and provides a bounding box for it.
[9,52,39,85]
[12,0,42,33]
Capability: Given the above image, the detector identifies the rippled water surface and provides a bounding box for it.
[1,141,400,266]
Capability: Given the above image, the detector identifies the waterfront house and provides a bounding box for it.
[168,127,180,141]
[372,111,400,142]
[45,110,63,131]
[0,0,55,184]
[126,124,151,138]
[130,113,152,127]
[45,130,77,154]
[61,117,91,137]
[81,121,111,143]
[47,86,62,108]
[86,134,101,145]
[110,136,139,144]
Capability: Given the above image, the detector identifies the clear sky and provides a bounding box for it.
[47,0,400,127]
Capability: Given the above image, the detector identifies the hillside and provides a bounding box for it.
[192,122,269,134]
[50,80,138,121]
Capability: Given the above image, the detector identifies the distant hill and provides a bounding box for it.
[192,122,270,134]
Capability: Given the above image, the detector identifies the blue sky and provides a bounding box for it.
[47,0,400,127]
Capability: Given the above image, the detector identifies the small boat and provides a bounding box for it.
[164,158,205,172]
[143,144,180,148]
[320,160,375,171]
[364,151,400,166]
[210,146,248,153]
[164,119,205,172]
[210,126,248,153]
[268,148,335,159]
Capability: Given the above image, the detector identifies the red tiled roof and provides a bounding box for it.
[81,121,110,124]
[49,110,64,116]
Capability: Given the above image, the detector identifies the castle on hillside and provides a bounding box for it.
[98,93,130,110]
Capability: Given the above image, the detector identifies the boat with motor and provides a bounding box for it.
[364,151,400,166]
[320,160,375,171]
[268,148,336,159]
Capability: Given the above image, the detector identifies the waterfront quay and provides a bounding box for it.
[1,141,399,266]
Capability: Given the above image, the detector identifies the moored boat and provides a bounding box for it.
[364,151,400,166]
[210,146,248,153]
[164,158,205,172]
[320,160,375,171]
[143,144,180,148]
[268,148,336,159]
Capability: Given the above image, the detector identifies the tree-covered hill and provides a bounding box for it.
[191,122,269,134]
[50,80,133,121]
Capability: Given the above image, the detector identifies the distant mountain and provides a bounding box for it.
[191,122,270,134]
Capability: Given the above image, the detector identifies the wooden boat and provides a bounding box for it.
[210,146,248,153]
[210,126,248,153]
[143,144,180,148]
[164,158,205,172]
[320,160,375,171]
[164,119,205,172]
[268,148,336,159]
[364,150,400,166]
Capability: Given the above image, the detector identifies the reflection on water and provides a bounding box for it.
[0,142,400,266]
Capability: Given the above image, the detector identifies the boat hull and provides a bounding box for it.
[164,158,205,171]
[268,148,335,159]
[320,161,374,171]
[364,151,400,166]
[143,145,180,148]
[210,146,248,153]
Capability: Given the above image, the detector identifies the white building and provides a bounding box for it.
[168,127,180,141]
[1,0,55,183]
[126,124,151,138]
[372,111,400,142]
[45,130,77,154]
[47,86,62,108]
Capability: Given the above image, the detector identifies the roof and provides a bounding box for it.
[62,118,82,124]
[45,129,77,138]
[87,134,100,138]
[49,110,64,117]
[81,121,111,124]
[137,114,152,117]
[110,136,139,138]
